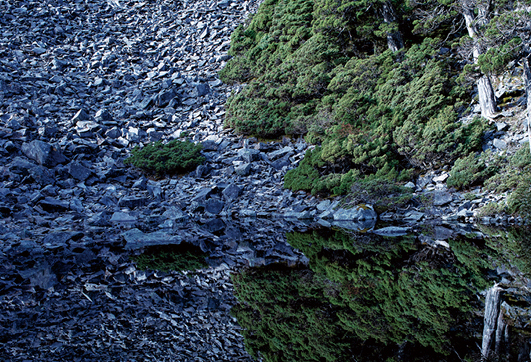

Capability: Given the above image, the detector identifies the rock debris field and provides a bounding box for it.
[0,0,318,360]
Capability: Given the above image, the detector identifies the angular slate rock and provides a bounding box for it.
[271,157,291,170]
[222,184,241,202]
[433,191,453,206]
[72,109,90,123]
[196,83,210,97]
[205,198,224,214]
[87,211,113,227]
[11,158,56,185]
[118,196,149,209]
[161,207,187,222]
[39,197,70,212]
[332,219,376,231]
[67,161,93,181]
[21,140,67,167]
[95,109,114,124]
[155,88,179,107]
[235,163,251,176]
[110,212,137,223]
[268,146,294,160]
[239,149,261,163]
[372,226,411,237]
[105,127,122,139]
[42,232,73,245]
[191,187,215,203]
[203,218,225,233]
[122,228,182,249]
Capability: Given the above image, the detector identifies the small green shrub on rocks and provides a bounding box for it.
[131,244,208,273]
[485,146,531,193]
[447,151,498,190]
[124,140,205,176]
[506,175,531,218]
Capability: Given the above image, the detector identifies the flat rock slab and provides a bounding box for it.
[432,191,453,206]
[122,228,182,249]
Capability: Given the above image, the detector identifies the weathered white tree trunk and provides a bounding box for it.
[477,75,498,118]
[382,1,404,52]
[523,56,531,154]
[462,1,497,119]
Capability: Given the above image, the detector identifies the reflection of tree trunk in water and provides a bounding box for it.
[382,1,403,52]
[482,284,505,360]
[523,56,531,154]
[517,339,531,361]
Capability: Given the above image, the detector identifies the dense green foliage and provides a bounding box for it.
[124,140,205,176]
[221,0,489,194]
[447,151,499,189]
[131,244,208,272]
[484,147,531,218]
[232,228,490,361]
[455,147,531,219]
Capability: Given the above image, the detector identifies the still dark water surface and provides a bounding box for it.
[3,220,531,361]
[231,224,531,362]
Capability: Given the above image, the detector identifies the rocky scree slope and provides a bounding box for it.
[0,0,318,361]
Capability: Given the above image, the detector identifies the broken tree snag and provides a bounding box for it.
[478,75,498,119]
[462,1,498,119]
[381,1,404,52]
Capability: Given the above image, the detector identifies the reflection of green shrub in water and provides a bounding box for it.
[232,229,489,361]
[480,226,531,277]
[232,264,389,362]
[288,230,487,353]
[131,244,208,272]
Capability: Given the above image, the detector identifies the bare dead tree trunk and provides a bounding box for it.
[382,1,404,52]
[523,55,531,154]
[462,1,497,118]
[478,75,497,118]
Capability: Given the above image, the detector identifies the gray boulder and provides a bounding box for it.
[205,198,224,215]
[122,228,182,249]
[67,161,93,181]
[332,205,377,221]
[433,191,453,206]
[222,184,242,202]
[235,163,251,176]
[21,140,67,167]
[239,149,261,163]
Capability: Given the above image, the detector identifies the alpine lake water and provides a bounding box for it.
[4,218,531,361]
[228,221,531,362]
[128,218,531,361]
